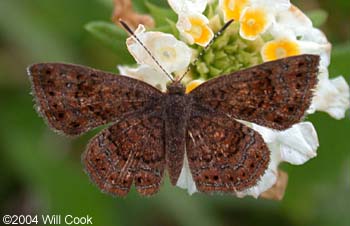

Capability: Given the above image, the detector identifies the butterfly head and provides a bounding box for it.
[166,81,186,95]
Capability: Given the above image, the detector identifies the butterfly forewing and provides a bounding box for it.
[189,54,319,130]
[83,108,165,196]
[28,63,163,136]
[186,106,270,193]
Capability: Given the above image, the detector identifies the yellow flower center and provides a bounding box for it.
[240,7,269,39]
[186,80,203,93]
[222,0,248,21]
[186,17,213,46]
[261,39,301,61]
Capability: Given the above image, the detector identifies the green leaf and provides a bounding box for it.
[166,18,180,38]
[306,9,328,28]
[145,1,177,26]
[330,43,350,81]
[85,21,134,64]
[151,19,179,39]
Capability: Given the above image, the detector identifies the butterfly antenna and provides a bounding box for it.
[178,19,234,82]
[119,19,175,82]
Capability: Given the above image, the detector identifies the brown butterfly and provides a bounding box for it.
[27,20,319,196]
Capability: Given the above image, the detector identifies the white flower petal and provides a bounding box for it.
[176,152,198,195]
[278,122,318,165]
[177,15,196,45]
[274,5,312,36]
[253,122,318,165]
[168,0,208,14]
[251,0,291,12]
[250,123,277,143]
[310,70,350,119]
[117,64,168,91]
[126,25,192,74]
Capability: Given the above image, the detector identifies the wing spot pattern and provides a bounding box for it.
[186,110,270,193]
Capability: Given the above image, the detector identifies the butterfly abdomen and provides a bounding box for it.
[164,82,192,185]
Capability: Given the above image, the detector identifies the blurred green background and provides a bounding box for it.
[0,0,349,226]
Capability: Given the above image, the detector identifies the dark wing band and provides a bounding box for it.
[28,63,162,136]
[189,55,319,130]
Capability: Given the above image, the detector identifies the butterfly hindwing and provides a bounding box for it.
[186,106,270,193]
[83,108,165,196]
[189,54,319,130]
[28,63,162,136]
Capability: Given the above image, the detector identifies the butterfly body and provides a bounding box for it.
[27,54,319,196]
[164,82,189,185]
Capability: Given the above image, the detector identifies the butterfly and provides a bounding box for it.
[27,53,319,196]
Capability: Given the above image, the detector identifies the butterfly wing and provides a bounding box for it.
[186,106,269,193]
[28,63,163,136]
[189,54,319,130]
[83,108,165,196]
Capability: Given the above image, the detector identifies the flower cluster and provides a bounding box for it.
[117,0,350,198]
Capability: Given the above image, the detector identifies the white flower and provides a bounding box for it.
[118,65,168,91]
[176,13,214,46]
[220,0,250,21]
[273,5,312,37]
[126,24,192,74]
[219,0,290,40]
[261,38,330,63]
[273,5,328,45]
[168,0,208,14]
[168,0,213,46]
[270,5,332,67]
[239,6,274,40]
[220,0,290,21]
[308,67,350,119]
